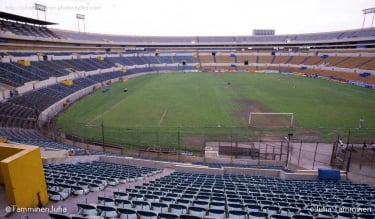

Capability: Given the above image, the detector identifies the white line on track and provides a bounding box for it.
[86,96,128,126]
[158,108,168,127]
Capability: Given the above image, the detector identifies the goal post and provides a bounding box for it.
[249,112,294,127]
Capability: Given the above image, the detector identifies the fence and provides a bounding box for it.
[47,120,375,170]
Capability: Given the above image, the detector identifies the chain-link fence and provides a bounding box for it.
[47,120,375,170]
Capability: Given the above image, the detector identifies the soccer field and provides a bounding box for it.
[57,72,375,147]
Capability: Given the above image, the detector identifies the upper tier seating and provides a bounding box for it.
[0,19,59,38]
[53,27,375,44]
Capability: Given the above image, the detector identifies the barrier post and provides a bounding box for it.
[297,140,303,167]
[101,120,104,145]
[312,142,319,169]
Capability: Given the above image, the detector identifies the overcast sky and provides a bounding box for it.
[1,0,374,36]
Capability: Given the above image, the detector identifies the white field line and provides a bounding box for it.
[86,97,128,126]
[158,108,168,127]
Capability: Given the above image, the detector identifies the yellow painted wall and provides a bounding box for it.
[61,79,73,86]
[0,143,48,208]
[17,60,31,66]
[0,136,7,143]
[0,147,22,184]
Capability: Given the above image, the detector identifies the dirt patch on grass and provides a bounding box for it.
[182,136,205,150]
[234,99,290,128]
[234,99,271,126]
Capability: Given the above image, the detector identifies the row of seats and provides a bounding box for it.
[0,54,199,87]
[192,162,292,172]
[108,172,374,217]
[52,203,352,219]
[0,128,131,158]
[44,161,161,201]
[48,171,375,219]
[0,19,59,38]
[199,54,375,69]
[0,70,128,129]
[53,27,375,43]
[2,52,375,89]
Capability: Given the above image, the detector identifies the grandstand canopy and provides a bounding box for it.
[0,11,57,25]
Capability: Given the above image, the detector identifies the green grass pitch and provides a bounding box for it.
[57,72,375,146]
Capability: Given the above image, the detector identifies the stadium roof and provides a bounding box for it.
[0,11,57,25]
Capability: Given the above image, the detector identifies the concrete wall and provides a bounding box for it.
[0,90,10,102]
[347,172,375,187]
[38,70,158,127]
[96,155,325,180]
[16,81,35,94]
[0,143,48,208]
[43,155,100,165]
[35,77,57,89]
[38,85,98,127]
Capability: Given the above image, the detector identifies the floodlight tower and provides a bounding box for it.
[34,3,47,21]
[76,14,86,32]
[362,7,375,28]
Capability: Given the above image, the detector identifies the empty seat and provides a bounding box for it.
[170,204,188,215]
[76,204,97,216]
[151,202,168,213]
[115,199,133,208]
[145,194,159,202]
[249,211,268,219]
[281,207,299,217]
[338,212,356,219]
[228,198,242,204]
[107,177,120,186]
[193,200,209,209]
[75,183,90,195]
[117,208,137,219]
[246,204,262,212]
[229,210,248,219]
[49,213,71,219]
[270,215,291,219]
[189,206,207,217]
[298,209,313,216]
[160,196,175,204]
[89,183,101,192]
[114,191,128,199]
[133,200,150,210]
[208,208,226,219]
[292,215,314,219]
[177,199,192,207]
[158,212,179,219]
[211,196,226,203]
[358,214,375,219]
[180,215,201,219]
[196,195,210,202]
[317,211,337,218]
[243,199,258,205]
[228,203,244,211]
[98,197,115,206]
[97,205,117,218]
[138,210,158,219]
[48,190,69,201]
[129,193,144,201]
[264,206,280,215]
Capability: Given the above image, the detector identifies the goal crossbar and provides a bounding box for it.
[249,112,294,127]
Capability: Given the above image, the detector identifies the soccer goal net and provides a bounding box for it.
[248,112,294,128]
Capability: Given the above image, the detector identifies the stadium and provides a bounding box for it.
[0,1,375,219]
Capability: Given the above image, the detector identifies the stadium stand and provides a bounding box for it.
[46,171,375,218]
[0,14,375,219]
